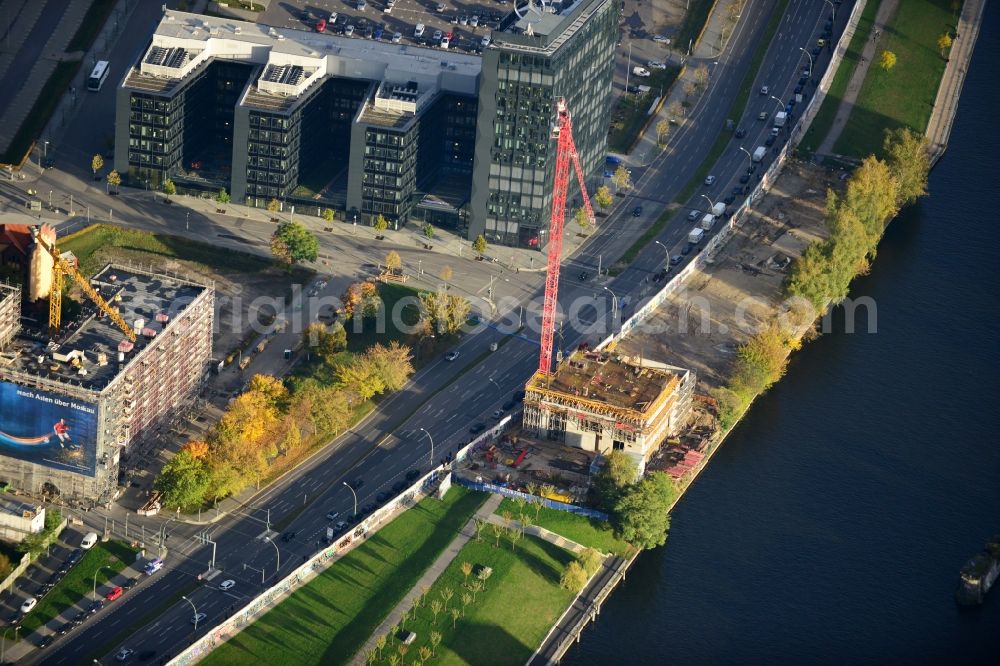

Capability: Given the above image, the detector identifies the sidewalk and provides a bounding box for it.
[925,0,986,164]
[623,0,748,169]
[815,0,900,156]
[483,513,589,556]
[350,493,503,665]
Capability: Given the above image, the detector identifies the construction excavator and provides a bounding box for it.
[31,227,137,342]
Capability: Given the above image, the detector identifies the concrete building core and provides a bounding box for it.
[0,265,214,504]
[522,351,696,474]
[115,0,618,248]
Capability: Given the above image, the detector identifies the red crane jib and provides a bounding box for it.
[538,101,595,375]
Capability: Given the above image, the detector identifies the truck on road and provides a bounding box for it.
[752,146,766,162]
[688,228,705,244]
[774,111,788,127]
[711,202,726,218]
[700,213,716,231]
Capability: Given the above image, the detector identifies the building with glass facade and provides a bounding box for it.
[115,0,616,248]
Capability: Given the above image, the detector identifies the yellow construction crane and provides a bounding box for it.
[32,228,137,342]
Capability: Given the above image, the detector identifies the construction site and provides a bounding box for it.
[0,224,214,504]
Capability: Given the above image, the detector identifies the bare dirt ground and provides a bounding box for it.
[618,161,841,391]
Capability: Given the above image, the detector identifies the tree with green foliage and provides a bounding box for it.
[614,471,677,550]
[419,289,471,335]
[267,197,281,213]
[579,547,603,576]
[612,164,632,192]
[216,188,231,204]
[883,128,929,207]
[423,223,435,240]
[162,179,176,196]
[322,207,335,222]
[302,321,346,359]
[91,154,104,178]
[154,448,210,510]
[373,214,390,234]
[472,234,487,256]
[106,169,121,194]
[879,50,897,71]
[592,450,636,511]
[594,185,613,210]
[430,631,442,656]
[385,250,402,274]
[560,560,589,592]
[573,206,593,230]
[843,156,899,241]
[731,322,789,396]
[17,509,63,557]
[270,220,319,265]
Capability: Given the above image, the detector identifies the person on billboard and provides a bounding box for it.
[53,418,71,447]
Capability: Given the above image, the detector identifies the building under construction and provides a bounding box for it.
[0,257,214,504]
[522,350,695,474]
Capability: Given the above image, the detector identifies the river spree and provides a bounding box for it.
[567,6,1000,663]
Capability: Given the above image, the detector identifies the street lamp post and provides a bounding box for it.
[186,212,190,230]
[488,377,502,393]
[653,240,670,266]
[342,481,357,518]
[799,47,814,78]
[417,427,434,466]
[822,0,836,21]
[738,146,754,167]
[770,95,786,113]
[700,194,716,212]
[2,627,20,662]
[92,565,115,598]
[602,286,619,325]
[181,595,199,631]
[267,538,280,575]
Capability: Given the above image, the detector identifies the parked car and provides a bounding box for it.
[105,586,123,601]
[20,597,37,613]
[392,481,408,493]
[492,408,504,419]
[647,60,667,69]
[37,635,54,649]
[405,469,422,481]
[81,532,98,550]
[469,422,487,435]
[670,255,683,266]
[123,577,138,590]
[653,34,670,44]
[765,135,776,147]
[143,558,164,575]
[88,599,104,615]
[376,491,391,503]
[334,520,349,533]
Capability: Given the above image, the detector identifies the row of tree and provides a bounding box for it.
[592,451,678,550]
[785,128,930,311]
[155,342,414,510]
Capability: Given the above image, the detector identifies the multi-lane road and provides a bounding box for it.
[5,1,854,663]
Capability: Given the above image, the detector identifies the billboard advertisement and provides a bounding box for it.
[0,381,98,476]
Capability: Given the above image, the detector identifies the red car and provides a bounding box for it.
[105,586,123,601]
[316,19,327,32]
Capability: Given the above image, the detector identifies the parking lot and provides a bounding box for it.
[259,0,513,54]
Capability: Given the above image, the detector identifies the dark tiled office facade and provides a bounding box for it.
[115,1,617,248]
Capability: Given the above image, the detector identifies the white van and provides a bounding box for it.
[81,531,98,550]
[414,23,425,38]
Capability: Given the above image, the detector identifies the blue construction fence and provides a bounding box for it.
[453,475,609,521]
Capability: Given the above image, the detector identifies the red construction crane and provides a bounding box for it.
[538,98,595,375]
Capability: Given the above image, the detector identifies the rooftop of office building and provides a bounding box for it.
[0,266,208,393]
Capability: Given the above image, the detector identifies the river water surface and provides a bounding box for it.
[566,5,1000,663]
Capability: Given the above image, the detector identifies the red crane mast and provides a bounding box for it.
[538,99,595,375]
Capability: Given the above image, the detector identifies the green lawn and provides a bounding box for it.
[18,540,137,638]
[59,224,309,279]
[344,282,423,354]
[371,534,577,666]
[833,0,955,157]
[201,487,488,666]
[498,499,631,556]
[673,0,791,205]
[608,66,681,153]
[798,0,883,154]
